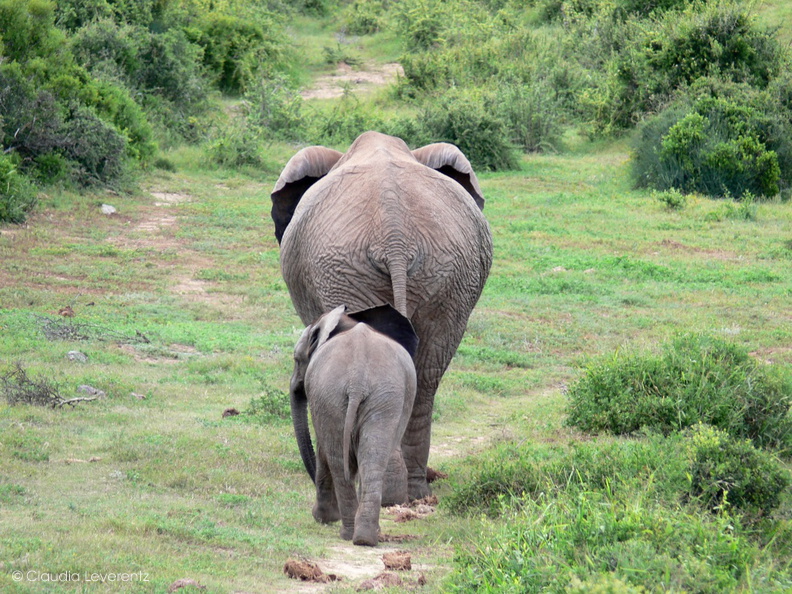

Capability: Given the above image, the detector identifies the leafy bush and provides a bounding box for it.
[342,0,384,35]
[569,1,788,135]
[192,12,284,94]
[565,333,792,451]
[443,436,791,592]
[420,89,520,171]
[242,387,290,424]
[632,78,792,198]
[686,424,790,514]
[392,0,448,52]
[653,188,687,210]
[0,155,38,223]
[245,75,305,142]
[495,82,563,153]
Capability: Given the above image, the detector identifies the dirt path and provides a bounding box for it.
[301,61,403,100]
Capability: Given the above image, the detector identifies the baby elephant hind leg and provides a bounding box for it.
[353,424,402,546]
[328,458,358,541]
[312,452,340,524]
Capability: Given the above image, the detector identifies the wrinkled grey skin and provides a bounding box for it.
[273,131,492,501]
[291,305,418,546]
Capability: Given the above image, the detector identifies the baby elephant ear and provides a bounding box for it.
[412,143,485,210]
[271,146,344,244]
[309,305,348,356]
[349,304,419,359]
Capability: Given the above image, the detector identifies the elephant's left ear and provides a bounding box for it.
[349,304,419,359]
[412,143,485,211]
[271,146,344,244]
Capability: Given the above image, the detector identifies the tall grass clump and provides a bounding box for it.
[0,155,38,223]
[565,333,792,451]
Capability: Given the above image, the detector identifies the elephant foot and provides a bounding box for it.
[313,501,340,524]
[353,525,379,547]
[340,524,354,541]
[408,477,431,502]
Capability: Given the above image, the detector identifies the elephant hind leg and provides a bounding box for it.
[312,450,340,524]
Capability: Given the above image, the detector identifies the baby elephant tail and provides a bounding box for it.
[343,389,364,482]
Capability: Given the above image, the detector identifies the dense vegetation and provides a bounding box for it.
[3,0,791,222]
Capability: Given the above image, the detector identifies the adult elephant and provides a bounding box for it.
[271,131,492,500]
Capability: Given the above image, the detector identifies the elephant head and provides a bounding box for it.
[290,303,419,483]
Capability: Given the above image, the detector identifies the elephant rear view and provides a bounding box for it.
[291,305,419,546]
[272,131,493,500]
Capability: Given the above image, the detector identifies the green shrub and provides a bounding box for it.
[0,154,38,223]
[245,75,305,143]
[309,91,384,146]
[632,78,792,198]
[207,122,263,168]
[60,102,127,186]
[495,82,563,153]
[443,436,788,592]
[393,0,448,52]
[686,424,790,514]
[342,0,384,35]
[570,1,788,135]
[192,12,284,94]
[420,89,520,171]
[565,333,792,451]
[242,387,290,424]
[653,187,687,210]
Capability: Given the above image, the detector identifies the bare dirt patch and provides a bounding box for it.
[301,62,403,100]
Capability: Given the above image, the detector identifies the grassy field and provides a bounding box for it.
[2,136,790,591]
[2,5,792,591]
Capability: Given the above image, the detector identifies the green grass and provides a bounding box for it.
[2,5,792,591]
[2,133,791,593]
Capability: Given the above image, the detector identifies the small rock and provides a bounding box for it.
[101,204,117,215]
[78,385,106,398]
[67,351,88,363]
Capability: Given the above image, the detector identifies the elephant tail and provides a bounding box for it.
[387,254,409,318]
[343,388,364,482]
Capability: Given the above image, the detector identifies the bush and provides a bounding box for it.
[392,0,448,52]
[242,387,290,424]
[565,333,792,451]
[686,424,790,514]
[632,78,792,198]
[0,155,38,223]
[569,1,788,136]
[309,91,384,146]
[192,12,284,94]
[653,188,687,210]
[60,102,127,186]
[245,75,305,142]
[443,436,789,592]
[420,89,520,171]
[342,0,384,35]
[495,82,563,153]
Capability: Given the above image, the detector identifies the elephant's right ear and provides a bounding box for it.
[412,143,485,211]
[349,304,419,360]
[271,146,344,244]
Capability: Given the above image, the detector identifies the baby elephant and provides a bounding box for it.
[290,304,418,546]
